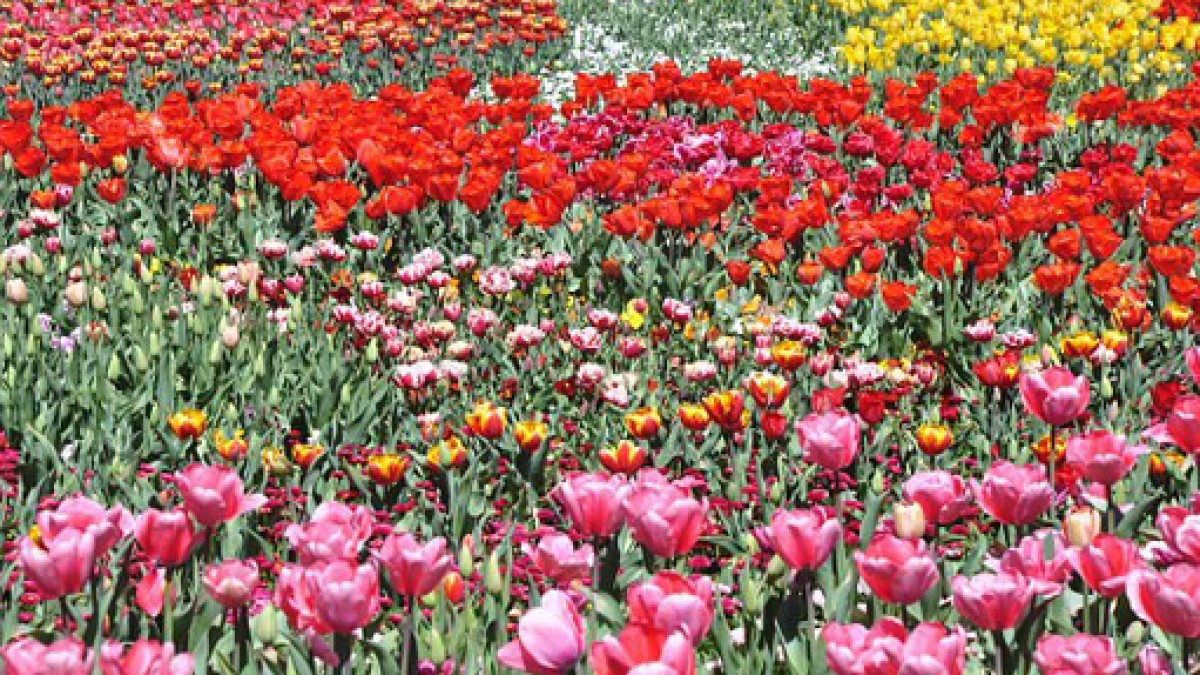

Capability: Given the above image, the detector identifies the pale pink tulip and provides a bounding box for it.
[951,573,1032,631]
[174,464,266,528]
[1033,634,1125,675]
[623,470,709,559]
[203,560,260,609]
[823,618,966,675]
[902,471,971,525]
[1065,430,1143,485]
[19,527,96,600]
[796,410,860,470]
[526,533,594,585]
[0,636,94,674]
[100,640,194,675]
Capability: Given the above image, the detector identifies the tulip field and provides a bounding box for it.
[8,0,1200,674]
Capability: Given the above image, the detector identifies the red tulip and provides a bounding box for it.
[591,629,695,675]
[1019,367,1090,427]
[767,508,841,572]
[1127,563,1200,637]
[1033,634,1124,675]
[552,472,630,538]
[972,461,1054,525]
[374,531,454,598]
[1066,534,1143,598]
[174,463,266,528]
[854,535,940,605]
[823,618,966,675]
[497,590,585,675]
[951,573,1032,631]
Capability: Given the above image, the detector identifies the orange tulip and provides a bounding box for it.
[213,429,248,461]
[291,443,325,470]
[771,341,806,371]
[747,372,790,409]
[703,390,747,431]
[428,437,467,470]
[624,407,662,440]
[366,453,409,486]
[466,402,507,439]
[599,440,647,475]
[167,408,207,440]
[513,419,548,453]
[677,403,711,431]
[915,423,953,456]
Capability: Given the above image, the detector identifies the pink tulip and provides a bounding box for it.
[1138,645,1172,675]
[973,461,1054,525]
[998,532,1072,596]
[951,573,1032,631]
[1066,534,1143,598]
[285,502,373,565]
[823,618,966,675]
[497,590,586,675]
[552,472,630,538]
[374,531,454,598]
[1151,506,1200,565]
[1187,346,1200,385]
[796,410,861,470]
[134,509,200,567]
[36,496,132,555]
[303,561,381,634]
[525,533,594,585]
[19,527,96,600]
[591,628,695,675]
[902,471,971,525]
[854,535,940,605]
[1065,430,1143,485]
[1019,367,1090,427]
[1145,395,1200,454]
[623,470,709,559]
[1033,634,1125,675]
[768,508,841,572]
[174,463,266,528]
[0,636,94,674]
[1127,563,1200,637]
[135,567,167,618]
[100,640,194,675]
[203,560,260,609]
[626,572,714,646]
[275,564,324,635]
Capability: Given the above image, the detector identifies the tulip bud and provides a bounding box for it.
[90,285,106,311]
[457,540,475,578]
[112,154,128,174]
[26,254,44,276]
[1127,621,1145,644]
[5,278,28,304]
[0,256,6,275]
[427,629,447,664]
[1064,506,1101,547]
[365,339,379,363]
[1099,376,1113,399]
[208,340,222,364]
[64,281,87,307]
[766,554,789,584]
[252,605,280,645]
[128,287,144,314]
[253,353,266,377]
[3,334,13,358]
[107,353,122,381]
[221,323,240,349]
[892,501,926,540]
[741,570,764,614]
[484,551,505,595]
[133,346,149,373]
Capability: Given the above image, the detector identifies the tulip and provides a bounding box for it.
[746,371,790,408]
[513,419,549,452]
[1064,534,1141,599]
[365,453,408,486]
[823,618,966,675]
[592,629,695,675]
[972,461,1054,525]
[166,409,207,440]
[854,535,940,605]
[19,528,96,600]
[599,440,648,475]
[465,401,506,439]
[1152,506,1200,565]
[100,639,194,675]
[1020,367,1090,427]
[203,560,260,610]
[626,572,714,645]
[1127,563,1200,637]
[304,561,381,634]
[915,423,954,456]
[0,636,94,674]
[1065,430,1143,485]
[901,471,971,525]
[134,509,200,567]
[290,443,325,469]
[525,533,594,585]
[767,508,841,571]
[552,472,630,538]
[4,278,28,304]
[624,407,662,439]
[1063,506,1102,547]
[374,531,454,598]
[427,437,467,469]
[677,403,710,431]
[174,463,266,528]
[951,573,1032,631]
[623,470,709,558]
[998,532,1072,596]
[285,502,374,565]
[1187,347,1200,385]
[64,280,88,307]
[892,501,927,540]
[702,390,747,431]
[1033,634,1125,675]
[796,410,860,470]
[213,430,248,461]
[497,590,585,674]
[36,496,132,555]
[1144,395,1200,454]
[1138,645,1172,675]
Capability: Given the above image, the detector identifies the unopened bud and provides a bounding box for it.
[893,501,927,540]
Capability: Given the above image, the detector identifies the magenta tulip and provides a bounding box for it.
[768,508,841,572]
[796,410,861,470]
[1033,634,1125,675]
[973,461,1054,525]
[854,535,940,605]
[285,502,373,565]
[1,636,94,674]
[1066,534,1143,598]
[1187,346,1200,385]
[998,532,1072,596]
[19,527,96,600]
[1127,563,1200,638]
[902,471,971,525]
[823,618,966,675]
[36,496,132,555]
[497,590,586,674]
[374,531,454,598]
[951,573,1032,631]
[552,472,630,538]
[1019,367,1090,427]
[174,463,265,528]
[1145,395,1200,454]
